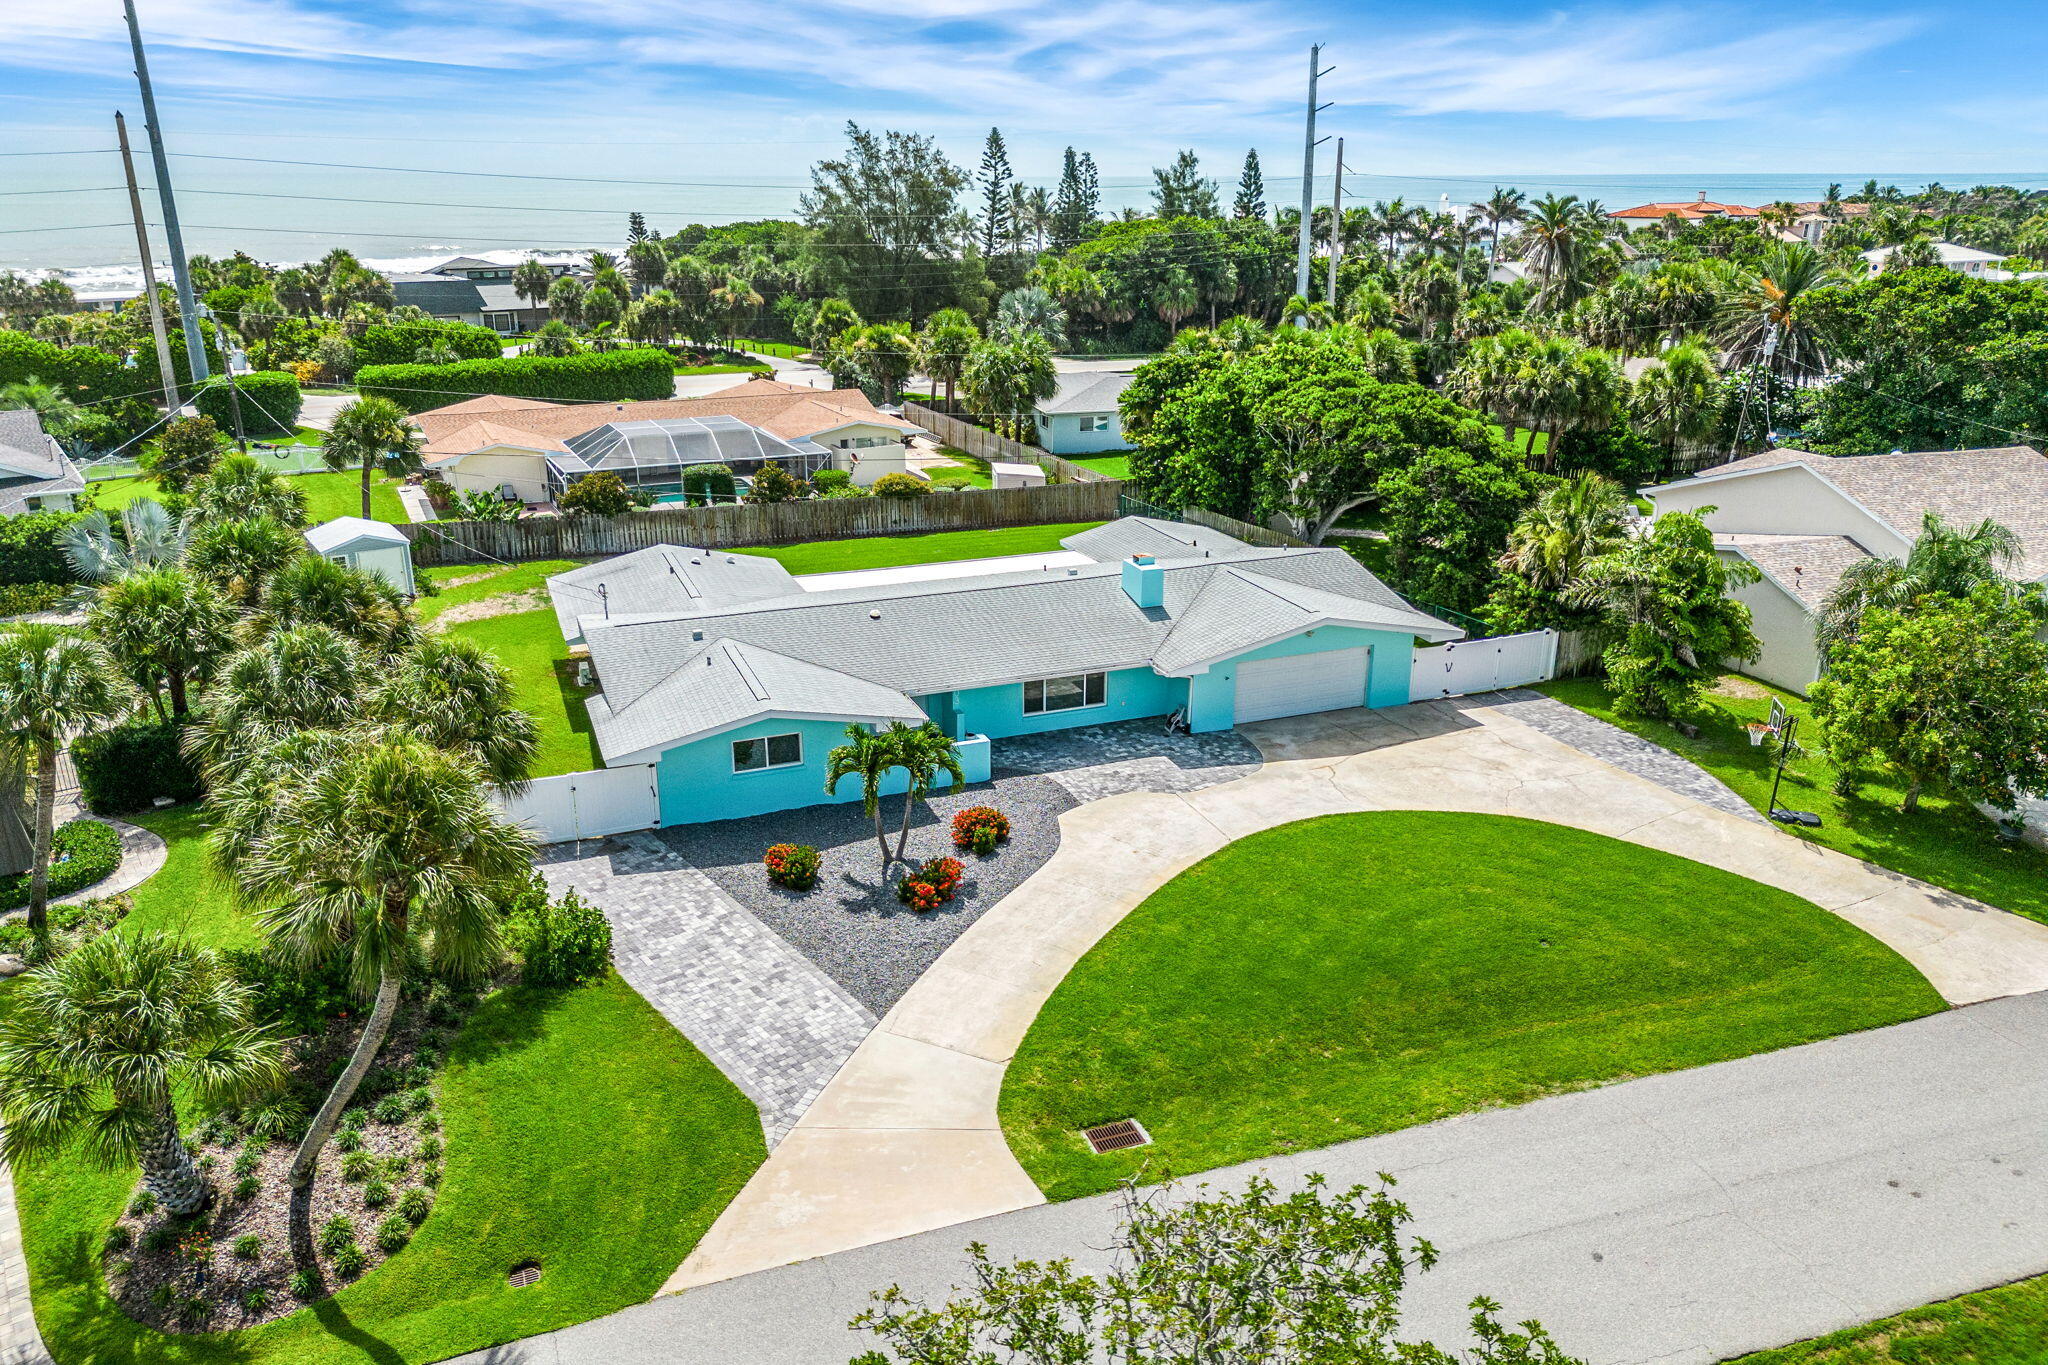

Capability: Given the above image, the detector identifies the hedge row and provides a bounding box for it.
[353,320,506,368]
[0,818,123,912]
[194,370,303,437]
[72,721,203,815]
[355,348,677,413]
[0,328,225,408]
[0,512,84,587]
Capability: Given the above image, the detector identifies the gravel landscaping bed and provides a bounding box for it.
[659,772,1073,1012]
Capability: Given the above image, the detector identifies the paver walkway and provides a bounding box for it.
[0,1154,48,1365]
[450,989,2048,1365]
[668,696,2048,1290]
[537,833,876,1146]
[1480,688,1764,822]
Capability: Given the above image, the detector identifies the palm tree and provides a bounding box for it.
[1500,472,1631,593]
[959,335,1057,441]
[1517,194,1599,311]
[824,722,966,872]
[375,636,538,788]
[211,738,532,1188]
[185,516,307,605]
[886,722,966,863]
[61,500,190,583]
[511,258,554,312]
[189,452,311,526]
[1153,267,1201,336]
[248,554,415,655]
[0,935,284,1215]
[913,309,979,406]
[85,568,238,721]
[184,625,367,782]
[1716,242,1846,381]
[825,724,905,873]
[992,287,1068,349]
[1470,188,1527,261]
[1629,341,1721,469]
[0,378,81,441]
[709,275,764,342]
[324,396,424,520]
[1817,513,2032,649]
[0,627,134,935]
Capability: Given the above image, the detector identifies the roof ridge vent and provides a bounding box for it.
[726,645,770,701]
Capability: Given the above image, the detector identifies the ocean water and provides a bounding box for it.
[8,164,2047,281]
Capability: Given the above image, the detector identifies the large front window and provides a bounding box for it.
[1023,672,1106,715]
[733,733,802,772]
[1079,414,1113,433]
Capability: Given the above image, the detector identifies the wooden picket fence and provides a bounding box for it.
[402,480,1125,567]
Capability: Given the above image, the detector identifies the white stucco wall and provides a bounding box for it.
[845,444,911,487]
[1721,552,1823,694]
[1651,465,1909,560]
[322,542,416,596]
[440,449,554,504]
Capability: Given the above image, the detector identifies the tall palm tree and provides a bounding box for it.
[511,258,554,312]
[85,568,237,721]
[913,309,979,406]
[0,627,135,934]
[0,935,284,1215]
[189,452,311,526]
[1715,242,1846,381]
[1470,187,1528,261]
[959,335,1057,441]
[248,554,415,656]
[211,738,532,1188]
[1499,471,1631,593]
[887,722,966,863]
[1152,267,1201,336]
[323,395,424,520]
[709,275,764,342]
[184,625,367,782]
[1629,341,1721,469]
[185,516,308,605]
[1517,194,1599,311]
[1817,513,2032,649]
[375,636,538,788]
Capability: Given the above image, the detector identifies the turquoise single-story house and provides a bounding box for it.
[557,518,1456,826]
[1031,371,1136,455]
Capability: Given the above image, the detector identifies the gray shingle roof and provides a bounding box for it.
[0,411,83,515]
[1037,370,1136,415]
[586,638,926,764]
[388,274,486,316]
[581,542,1454,724]
[548,544,799,645]
[305,516,409,554]
[1062,516,1249,562]
[1150,567,1451,673]
[1719,534,1872,610]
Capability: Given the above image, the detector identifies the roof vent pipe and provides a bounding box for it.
[691,629,704,641]
[869,609,882,619]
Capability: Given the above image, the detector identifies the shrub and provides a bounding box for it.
[362,1179,391,1208]
[240,1088,309,1142]
[0,891,130,956]
[317,1215,355,1256]
[745,463,806,504]
[355,349,675,413]
[232,1234,261,1261]
[896,856,964,911]
[508,887,613,987]
[870,471,929,498]
[226,946,352,1034]
[928,474,974,492]
[72,720,202,814]
[0,582,65,616]
[0,818,119,911]
[371,1094,409,1125]
[284,359,322,386]
[680,462,737,504]
[243,1287,271,1313]
[376,1214,411,1253]
[0,509,83,587]
[287,1269,319,1300]
[810,468,852,494]
[194,370,302,437]
[128,1190,156,1218]
[144,1224,180,1253]
[342,1151,376,1182]
[235,1176,259,1200]
[149,1284,172,1310]
[335,1129,361,1153]
[417,1110,440,1135]
[950,805,1011,855]
[339,1106,368,1132]
[353,320,503,368]
[331,1242,368,1277]
[558,470,634,518]
[420,1163,442,1187]
[179,1295,211,1323]
[405,1086,432,1113]
[398,1186,433,1224]
[103,1224,133,1254]
[233,1150,261,1177]
[763,842,820,891]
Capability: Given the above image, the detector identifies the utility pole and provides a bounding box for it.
[1326,137,1345,311]
[114,112,179,413]
[121,0,209,395]
[1293,44,1334,323]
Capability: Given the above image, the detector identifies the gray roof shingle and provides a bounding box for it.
[549,545,799,645]
[0,411,83,514]
[1719,534,1873,609]
[1062,516,1249,562]
[1037,370,1137,415]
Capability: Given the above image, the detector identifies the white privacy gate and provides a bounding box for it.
[493,765,659,843]
[1409,630,1560,702]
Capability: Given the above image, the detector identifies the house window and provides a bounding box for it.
[1079,414,1113,433]
[1023,672,1106,714]
[732,732,803,772]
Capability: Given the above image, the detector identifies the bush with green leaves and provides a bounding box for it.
[869,471,929,498]
[398,1186,433,1224]
[235,1176,259,1200]
[0,818,119,911]
[232,1234,261,1261]
[356,349,675,413]
[508,886,614,987]
[0,582,65,616]
[127,1191,156,1218]
[376,1214,412,1253]
[331,1242,368,1277]
[243,1287,270,1313]
[0,890,130,956]
[353,320,504,368]
[558,470,635,517]
[194,371,302,437]
[810,468,852,494]
[240,1088,308,1143]
[0,509,83,587]
[362,1179,391,1208]
[680,462,737,504]
[372,1093,409,1124]
[745,462,806,503]
[341,1151,376,1182]
[224,945,353,1035]
[103,1224,133,1253]
[72,720,203,815]
[287,1269,319,1300]
[317,1215,355,1256]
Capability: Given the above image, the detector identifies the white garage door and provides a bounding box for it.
[1233,647,1369,723]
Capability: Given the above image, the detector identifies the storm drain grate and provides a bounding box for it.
[1081,1118,1152,1154]
[507,1260,543,1289]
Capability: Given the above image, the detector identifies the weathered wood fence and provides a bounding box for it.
[402,480,1125,567]
[901,401,1120,484]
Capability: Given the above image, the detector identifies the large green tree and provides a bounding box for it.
[802,124,985,323]
[85,567,238,721]
[1810,585,2048,813]
[1484,471,1633,632]
[1816,511,2031,649]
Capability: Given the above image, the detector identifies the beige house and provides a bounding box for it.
[412,380,926,504]
[1643,445,2048,693]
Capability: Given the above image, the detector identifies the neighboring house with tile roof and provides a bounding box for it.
[0,409,84,515]
[550,516,1457,825]
[1031,370,1136,454]
[1607,193,1759,230]
[411,379,924,502]
[1643,445,2048,691]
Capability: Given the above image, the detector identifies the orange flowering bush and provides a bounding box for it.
[896,856,963,911]
[764,842,821,891]
[950,805,1011,856]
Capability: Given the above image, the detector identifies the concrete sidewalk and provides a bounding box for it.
[451,989,2048,1365]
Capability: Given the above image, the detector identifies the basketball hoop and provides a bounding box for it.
[1745,722,1772,747]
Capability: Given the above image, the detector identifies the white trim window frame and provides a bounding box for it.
[732,732,803,773]
[1079,413,1113,433]
[1023,672,1107,715]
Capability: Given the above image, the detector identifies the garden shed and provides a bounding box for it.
[305,516,417,596]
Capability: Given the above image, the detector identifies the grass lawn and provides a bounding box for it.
[673,363,770,376]
[732,339,804,359]
[92,468,410,525]
[733,521,1103,575]
[1058,452,1132,480]
[1538,676,2048,925]
[1733,1273,2048,1365]
[13,808,764,1365]
[999,811,1942,1202]
[417,558,585,626]
[924,447,993,488]
[1504,427,1551,457]
[444,607,602,777]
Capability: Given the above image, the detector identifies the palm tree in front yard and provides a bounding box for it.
[0,935,284,1215]
[889,723,965,864]
[0,626,134,936]
[210,737,533,1188]
[1817,512,2034,650]
[826,721,967,876]
[323,395,424,520]
[827,724,904,874]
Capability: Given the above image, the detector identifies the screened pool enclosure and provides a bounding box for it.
[547,416,831,502]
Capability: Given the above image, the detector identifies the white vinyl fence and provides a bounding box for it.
[494,765,659,844]
[1409,630,1561,702]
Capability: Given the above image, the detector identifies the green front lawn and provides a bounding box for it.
[732,521,1103,575]
[1537,676,2048,925]
[999,811,1942,1202]
[673,363,770,377]
[1057,452,1132,480]
[92,468,410,525]
[444,608,602,778]
[1734,1273,2048,1365]
[924,448,993,488]
[14,809,764,1365]
[732,339,804,359]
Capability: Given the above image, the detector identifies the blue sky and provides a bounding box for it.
[3,0,2045,267]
